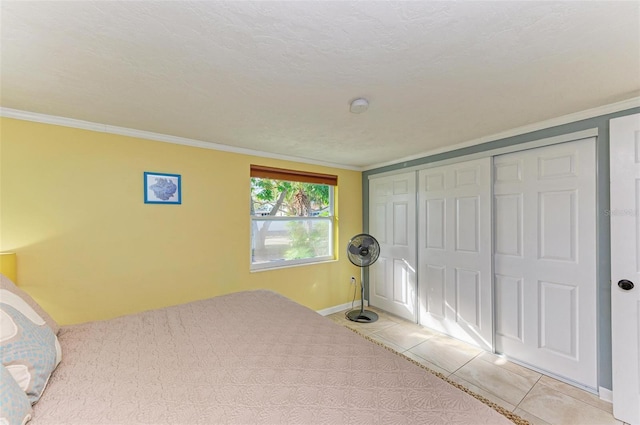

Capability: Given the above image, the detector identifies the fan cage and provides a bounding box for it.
[346,233,380,267]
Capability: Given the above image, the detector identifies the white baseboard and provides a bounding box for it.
[598,387,613,403]
[316,300,369,316]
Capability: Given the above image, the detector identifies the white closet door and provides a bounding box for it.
[610,113,640,424]
[369,172,417,321]
[417,157,493,350]
[494,138,597,389]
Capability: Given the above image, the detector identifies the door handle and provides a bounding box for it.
[617,279,635,290]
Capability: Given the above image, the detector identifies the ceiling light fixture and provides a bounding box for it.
[350,98,369,114]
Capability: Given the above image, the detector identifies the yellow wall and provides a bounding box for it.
[0,253,17,282]
[0,117,363,324]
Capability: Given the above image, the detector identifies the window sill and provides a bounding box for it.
[250,258,338,273]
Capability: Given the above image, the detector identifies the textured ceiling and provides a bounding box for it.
[1,1,639,169]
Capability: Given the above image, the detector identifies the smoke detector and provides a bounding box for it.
[350,98,369,114]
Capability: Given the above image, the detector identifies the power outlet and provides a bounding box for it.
[350,276,356,285]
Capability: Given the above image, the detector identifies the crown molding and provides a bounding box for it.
[363,96,640,171]
[3,96,639,173]
[0,108,361,172]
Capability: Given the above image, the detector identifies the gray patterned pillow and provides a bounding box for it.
[0,364,33,425]
[0,296,62,404]
[0,274,59,335]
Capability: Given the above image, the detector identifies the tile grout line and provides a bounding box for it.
[372,333,433,354]
[450,350,483,375]
[514,375,543,411]
[370,323,440,353]
[534,379,617,416]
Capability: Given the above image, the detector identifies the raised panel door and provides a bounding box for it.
[368,172,417,321]
[417,157,493,350]
[494,138,597,389]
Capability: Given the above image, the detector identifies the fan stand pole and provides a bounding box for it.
[346,271,379,323]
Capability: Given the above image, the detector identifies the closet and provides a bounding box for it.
[368,137,597,390]
[417,158,493,351]
[368,171,417,322]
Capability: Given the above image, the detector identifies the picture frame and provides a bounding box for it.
[144,172,182,204]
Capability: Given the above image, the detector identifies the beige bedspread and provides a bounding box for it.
[32,290,514,424]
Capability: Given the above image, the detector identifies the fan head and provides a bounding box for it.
[346,233,380,267]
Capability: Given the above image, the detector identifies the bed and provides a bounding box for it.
[1,276,526,425]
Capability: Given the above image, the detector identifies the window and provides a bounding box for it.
[250,165,337,270]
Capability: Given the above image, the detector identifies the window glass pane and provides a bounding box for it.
[251,218,332,265]
[251,178,331,217]
[250,175,334,269]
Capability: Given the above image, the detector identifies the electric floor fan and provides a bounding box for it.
[346,233,380,323]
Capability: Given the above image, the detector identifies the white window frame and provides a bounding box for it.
[250,184,335,271]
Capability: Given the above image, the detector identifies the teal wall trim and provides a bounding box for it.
[362,107,640,391]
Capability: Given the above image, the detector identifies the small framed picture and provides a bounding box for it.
[144,172,181,204]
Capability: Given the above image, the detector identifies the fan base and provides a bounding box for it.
[346,309,379,323]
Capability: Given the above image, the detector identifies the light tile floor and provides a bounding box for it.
[327,307,624,425]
